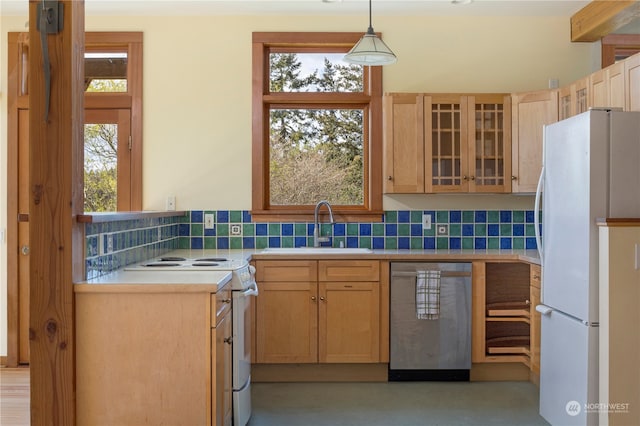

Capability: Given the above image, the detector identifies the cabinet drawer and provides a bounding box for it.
[256,260,317,282]
[319,260,379,282]
[212,284,231,327]
[530,265,541,289]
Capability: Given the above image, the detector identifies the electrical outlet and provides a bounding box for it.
[422,214,432,230]
[204,213,215,230]
[230,224,242,236]
[166,195,176,211]
[437,224,449,236]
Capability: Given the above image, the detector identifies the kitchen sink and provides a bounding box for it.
[261,247,373,254]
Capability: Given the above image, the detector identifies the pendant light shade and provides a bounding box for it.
[344,0,397,66]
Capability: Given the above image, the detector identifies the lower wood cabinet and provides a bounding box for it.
[76,286,231,426]
[472,261,532,366]
[255,260,381,364]
[529,264,542,378]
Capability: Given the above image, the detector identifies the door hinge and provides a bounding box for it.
[128,135,132,150]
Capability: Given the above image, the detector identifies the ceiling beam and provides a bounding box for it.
[571,0,640,42]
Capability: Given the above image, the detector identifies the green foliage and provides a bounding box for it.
[84,168,117,212]
[84,122,118,212]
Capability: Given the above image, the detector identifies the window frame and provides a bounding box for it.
[251,32,383,222]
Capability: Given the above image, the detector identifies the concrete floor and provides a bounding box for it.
[248,381,550,426]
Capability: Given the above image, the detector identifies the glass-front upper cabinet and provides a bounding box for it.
[425,94,511,193]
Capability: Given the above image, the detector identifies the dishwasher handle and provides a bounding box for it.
[391,271,472,278]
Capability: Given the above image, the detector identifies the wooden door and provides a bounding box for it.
[318,282,379,363]
[425,94,469,193]
[255,281,318,363]
[467,94,512,193]
[17,109,30,364]
[213,312,233,426]
[625,53,640,111]
[382,93,424,193]
[511,90,558,193]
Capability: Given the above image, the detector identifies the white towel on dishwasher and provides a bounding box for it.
[416,270,441,320]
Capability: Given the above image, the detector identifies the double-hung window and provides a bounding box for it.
[251,32,383,221]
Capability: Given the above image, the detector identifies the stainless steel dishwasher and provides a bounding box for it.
[389,262,472,381]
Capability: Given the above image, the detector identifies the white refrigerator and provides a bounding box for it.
[534,109,640,426]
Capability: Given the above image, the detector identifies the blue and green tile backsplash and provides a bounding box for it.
[84,209,541,279]
[179,209,539,251]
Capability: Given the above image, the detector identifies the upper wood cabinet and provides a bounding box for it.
[625,53,640,111]
[558,76,590,120]
[511,90,559,193]
[591,61,626,110]
[383,93,512,194]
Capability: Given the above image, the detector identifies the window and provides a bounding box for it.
[84,32,143,211]
[252,32,383,221]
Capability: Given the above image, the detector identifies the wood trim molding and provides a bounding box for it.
[602,34,640,67]
[571,1,640,42]
[597,218,640,226]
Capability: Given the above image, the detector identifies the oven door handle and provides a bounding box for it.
[240,282,259,297]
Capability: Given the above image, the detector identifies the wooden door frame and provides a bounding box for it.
[6,31,143,367]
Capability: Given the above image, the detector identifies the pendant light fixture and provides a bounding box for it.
[344,0,397,66]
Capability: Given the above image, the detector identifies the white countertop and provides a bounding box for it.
[76,269,232,293]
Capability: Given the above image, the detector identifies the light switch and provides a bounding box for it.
[204,213,215,230]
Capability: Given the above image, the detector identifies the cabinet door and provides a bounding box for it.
[590,68,608,108]
[607,62,626,110]
[530,284,541,376]
[558,84,574,121]
[213,312,233,426]
[382,93,424,193]
[625,53,640,111]
[574,76,590,115]
[425,94,469,193]
[318,282,380,363]
[511,90,558,193]
[255,281,318,363]
[468,94,512,193]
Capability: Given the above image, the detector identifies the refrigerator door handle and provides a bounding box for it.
[534,165,544,262]
[536,304,553,316]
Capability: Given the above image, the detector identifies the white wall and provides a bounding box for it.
[1,12,597,357]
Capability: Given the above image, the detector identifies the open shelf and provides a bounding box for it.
[486,336,530,355]
[486,301,530,318]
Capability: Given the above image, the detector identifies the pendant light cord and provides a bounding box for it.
[367,0,374,33]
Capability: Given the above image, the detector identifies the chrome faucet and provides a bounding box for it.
[313,200,335,247]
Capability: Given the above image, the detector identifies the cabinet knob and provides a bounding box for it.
[525,299,531,305]
[21,245,30,256]
[311,296,316,301]
[470,176,476,181]
[320,296,325,302]
[387,176,393,181]
[224,337,233,344]
[511,176,518,181]
[463,175,469,181]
